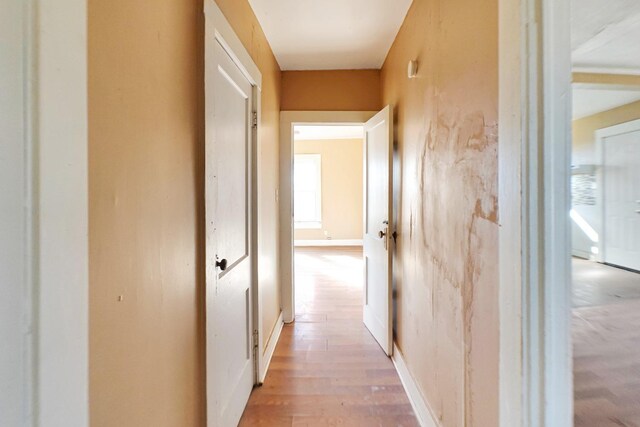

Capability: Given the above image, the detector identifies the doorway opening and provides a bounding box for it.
[292,124,366,328]
[571,71,640,424]
[279,108,395,355]
[293,125,365,246]
[499,0,640,421]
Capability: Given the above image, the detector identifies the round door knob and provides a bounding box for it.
[378,230,386,239]
[216,258,228,271]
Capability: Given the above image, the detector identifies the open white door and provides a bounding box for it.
[205,23,255,427]
[363,105,394,356]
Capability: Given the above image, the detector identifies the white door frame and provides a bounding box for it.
[499,0,573,424]
[595,118,640,265]
[279,111,377,323]
[1,0,88,425]
[204,0,266,388]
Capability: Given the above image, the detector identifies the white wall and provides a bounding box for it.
[1,1,88,425]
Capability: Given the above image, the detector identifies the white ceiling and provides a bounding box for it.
[572,87,640,119]
[294,125,364,141]
[247,0,413,70]
[572,0,640,74]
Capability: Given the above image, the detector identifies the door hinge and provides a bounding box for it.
[252,112,258,129]
[252,329,261,385]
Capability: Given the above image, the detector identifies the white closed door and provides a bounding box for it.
[603,129,640,271]
[205,37,254,426]
[363,106,394,356]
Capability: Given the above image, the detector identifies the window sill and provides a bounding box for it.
[294,221,322,230]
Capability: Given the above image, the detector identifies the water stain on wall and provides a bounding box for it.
[412,110,498,424]
[382,0,499,424]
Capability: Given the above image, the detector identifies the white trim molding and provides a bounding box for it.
[572,66,640,76]
[391,344,440,427]
[279,111,377,324]
[204,0,262,89]
[294,221,323,229]
[498,0,524,420]
[258,311,284,383]
[37,0,90,421]
[1,0,89,425]
[294,239,363,247]
[499,0,573,424]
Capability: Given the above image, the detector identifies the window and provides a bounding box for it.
[294,154,322,228]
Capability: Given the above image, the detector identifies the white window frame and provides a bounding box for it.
[293,153,323,229]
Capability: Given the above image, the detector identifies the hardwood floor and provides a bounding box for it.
[573,258,640,308]
[573,259,640,427]
[239,247,418,427]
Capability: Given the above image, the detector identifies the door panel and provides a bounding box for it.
[363,106,393,356]
[604,130,640,271]
[215,62,250,271]
[205,37,254,427]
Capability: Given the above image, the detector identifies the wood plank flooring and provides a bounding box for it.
[239,247,418,427]
[573,259,640,427]
[573,258,640,308]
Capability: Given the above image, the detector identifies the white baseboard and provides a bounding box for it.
[294,239,363,247]
[259,311,284,383]
[571,249,591,259]
[391,343,440,427]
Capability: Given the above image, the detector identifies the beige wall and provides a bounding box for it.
[381,0,499,425]
[294,138,363,241]
[573,100,640,165]
[282,70,382,111]
[573,73,640,86]
[88,0,281,425]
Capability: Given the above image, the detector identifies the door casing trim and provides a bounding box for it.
[498,0,573,424]
[1,0,89,424]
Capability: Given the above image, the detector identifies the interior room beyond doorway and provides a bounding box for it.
[293,124,365,248]
[570,27,640,421]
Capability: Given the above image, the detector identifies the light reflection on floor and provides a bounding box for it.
[294,247,363,319]
[573,258,640,308]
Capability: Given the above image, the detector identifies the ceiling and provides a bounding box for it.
[247,0,413,70]
[294,125,364,141]
[572,0,640,73]
[572,87,640,119]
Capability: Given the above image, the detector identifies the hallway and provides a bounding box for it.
[239,247,418,426]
